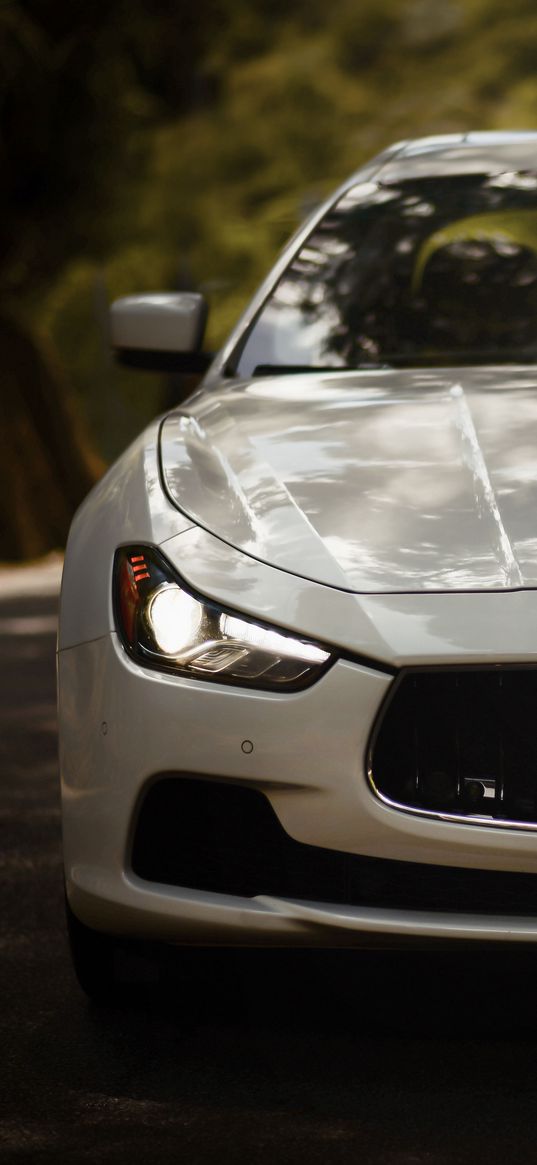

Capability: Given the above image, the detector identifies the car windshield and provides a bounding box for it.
[235,171,537,377]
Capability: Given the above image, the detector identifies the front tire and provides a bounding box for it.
[65,898,240,1006]
[65,898,122,1002]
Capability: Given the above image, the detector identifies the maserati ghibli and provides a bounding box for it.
[58,131,537,996]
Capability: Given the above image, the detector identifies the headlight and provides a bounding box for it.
[113,546,333,690]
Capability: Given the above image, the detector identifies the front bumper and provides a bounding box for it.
[59,633,537,946]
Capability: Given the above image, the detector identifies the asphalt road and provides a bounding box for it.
[4,568,537,1164]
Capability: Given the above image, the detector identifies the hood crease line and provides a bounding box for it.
[450,383,523,588]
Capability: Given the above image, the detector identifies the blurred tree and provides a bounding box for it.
[0,0,223,558]
[0,4,109,557]
[0,314,102,558]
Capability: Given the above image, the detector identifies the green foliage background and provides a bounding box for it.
[5,0,537,465]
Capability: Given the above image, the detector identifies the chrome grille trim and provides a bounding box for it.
[368,665,537,832]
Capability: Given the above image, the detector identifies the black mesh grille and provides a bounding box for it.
[371,667,537,824]
[131,776,537,916]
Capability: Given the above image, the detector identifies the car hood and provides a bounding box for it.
[159,367,537,593]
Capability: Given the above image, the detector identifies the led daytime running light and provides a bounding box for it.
[219,613,328,665]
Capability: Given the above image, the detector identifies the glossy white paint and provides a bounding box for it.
[59,132,537,951]
[379,131,537,183]
[161,367,537,594]
[69,859,537,947]
[60,634,537,946]
[68,869,537,947]
[58,419,193,650]
[162,524,537,667]
[110,292,206,353]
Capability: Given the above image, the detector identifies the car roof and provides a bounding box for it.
[371,130,537,183]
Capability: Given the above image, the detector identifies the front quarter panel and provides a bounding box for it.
[59,419,194,651]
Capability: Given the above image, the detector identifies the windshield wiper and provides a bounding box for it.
[378,350,537,368]
[254,352,537,375]
[252,362,388,376]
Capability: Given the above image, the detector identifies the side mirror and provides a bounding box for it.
[110,292,212,372]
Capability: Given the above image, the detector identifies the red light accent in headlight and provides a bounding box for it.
[130,555,151,584]
[117,556,140,645]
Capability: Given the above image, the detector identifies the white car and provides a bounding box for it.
[59,131,537,997]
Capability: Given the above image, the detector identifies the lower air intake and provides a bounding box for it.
[131,776,537,915]
[370,667,537,825]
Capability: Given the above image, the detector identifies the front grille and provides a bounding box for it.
[370,667,537,825]
[131,776,537,916]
